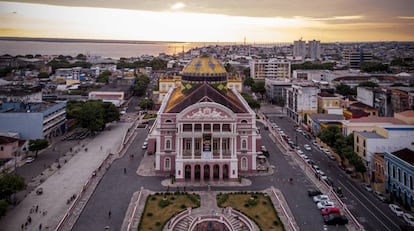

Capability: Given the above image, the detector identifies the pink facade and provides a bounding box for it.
[0,137,19,159]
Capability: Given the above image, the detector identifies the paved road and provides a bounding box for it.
[266,106,404,231]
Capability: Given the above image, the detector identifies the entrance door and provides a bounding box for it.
[185,165,191,180]
[223,164,229,179]
[204,165,210,181]
[213,164,220,180]
[195,165,201,180]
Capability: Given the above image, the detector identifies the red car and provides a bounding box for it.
[321,207,341,216]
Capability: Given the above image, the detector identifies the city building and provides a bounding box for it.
[308,40,321,60]
[394,110,414,125]
[384,148,414,210]
[354,125,414,178]
[342,48,372,68]
[147,56,262,182]
[0,85,42,104]
[0,101,67,140]
[158,75,182,103]
[285,83,318,124]
[0,136,19,159]
[264,78,291,105]
[317,92,342,114]
[342,116,406,136]
[250,59,291,80]
[293,39,306,60]
[372,153,386,192]
[307,114,344,136]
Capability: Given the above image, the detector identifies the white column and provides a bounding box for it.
[220,137,223,159]
[192,137,195,159]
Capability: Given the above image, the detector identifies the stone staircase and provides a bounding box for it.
[173,215,195,231]
[226,214,250,231]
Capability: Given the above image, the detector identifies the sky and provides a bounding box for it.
[0,0,413,43]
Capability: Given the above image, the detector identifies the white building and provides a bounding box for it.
[308,40,321,60]
[250,59,291,80]
[293,39,306,60]
[285,83,318,123]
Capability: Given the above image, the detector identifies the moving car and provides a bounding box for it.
[403,213,414,227]
[261,146,269,157]
[362,183,373,192]
[317,200,335,209]
[321,207,341,216]
[389,204,404,217]
[313,194,329,203]
[323,214,348,225]
[142,141,148,149]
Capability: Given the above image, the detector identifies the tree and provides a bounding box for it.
[96,70,111,83]
[224,63,236,74]
[78,101,105,131]
[139,98,154,110]
[134,74,150,96]
[360,62,389,73]
[0,200,7,217]
[102,102,120,123]
[318,126,342,147]
[76,53,87,60]
[28,139,49,158]
[243,77,254,87]
[358,81,379,88]
[251,81,266,99]
[242,68,250,78]
[241,93,261,110]
[37,72,49,78]
[335,83,356,96]
[350,156,367,174]
[0,173,26,202]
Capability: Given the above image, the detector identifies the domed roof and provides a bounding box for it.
[182,56,227,76]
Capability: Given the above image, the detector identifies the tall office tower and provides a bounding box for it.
[343,47,373,68]
[308,40,321,60]
[293,39,306,60]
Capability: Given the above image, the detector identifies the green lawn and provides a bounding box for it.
[217,192,285,231]
[138,192,200,231]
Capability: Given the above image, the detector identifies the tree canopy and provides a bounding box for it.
[28,139,49,157]
[251,81,266,100]
[66,100,120,132]
[0,173,26,217]
[292,62,335,71]
[243,77,254,87]
[360,62,389,73]
[241,93,260,110]
[96,70,111,83]
[358,81,379,88]
[139,98,154,110]
[134,74,150,96]
[335,83,356,96]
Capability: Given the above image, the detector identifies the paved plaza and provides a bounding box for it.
[0,122,132,231]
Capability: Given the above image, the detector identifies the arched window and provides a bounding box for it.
[164,158,171,170]
[242,139,247,150]
[241,157,248,170]
[241,119,248,123]
[165,119,173,123]
[166,139,171,150]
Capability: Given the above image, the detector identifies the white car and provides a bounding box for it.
[304,144,312,151]
[389,204,404,217]
[362,183,373,192]
[297,149,304,155]
[373,191,386,202]
[142,141,148,149]
[25,157,35,163]
[313,194,329,203]
[318,171,328,180]
[403,213,414,227]
[317,200,335,209]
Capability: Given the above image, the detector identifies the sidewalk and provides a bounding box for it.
[0,122,132,231]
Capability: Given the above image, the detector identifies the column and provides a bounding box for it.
[210,164,214,181]
[191,164,195,183]
[219,164,223,182]
[200,165,204,183]
[191,137,195,159]
[220,137,223,159]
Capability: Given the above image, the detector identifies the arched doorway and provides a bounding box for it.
[213,164,220,180]
[204,165,210,181]
[223,164,229,179]
[195,165,201,180]
[185,165,191,180]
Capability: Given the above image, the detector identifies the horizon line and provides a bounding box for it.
[1,36,413,45]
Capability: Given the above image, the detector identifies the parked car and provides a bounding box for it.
[313,194,329,203]
[362,183,373,192]
[334,187,344,198]
[389,204,404,217]
[321,207,341,216]
[25,157,35,163]
[323,214,348,225]
[403,213,414,227]
[307,189,322,197]
[304,144,312,150]
[374,191,386,202]
[317,200,335,209]
[324,177,334,187]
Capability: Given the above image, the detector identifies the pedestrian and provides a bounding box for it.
[39,223,42,230]
[35,205,38,213]
[21,224,24,230]
[108,210,111,218]
[124,168,127,174]
[27,216,32,223]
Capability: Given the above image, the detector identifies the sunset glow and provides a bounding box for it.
[0,1,413,42]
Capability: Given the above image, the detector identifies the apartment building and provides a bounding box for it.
[250,59,291,80]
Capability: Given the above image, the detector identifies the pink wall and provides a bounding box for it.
[0,141,19,159]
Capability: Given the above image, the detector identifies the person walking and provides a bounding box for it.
[108,210,111,218]
[123,168,127,174]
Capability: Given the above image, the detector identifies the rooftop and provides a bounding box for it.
[357,131,385,139]
[396,110,414,117]
[392,148,414,166]
[349,116,406,124]
[309,113,344,121]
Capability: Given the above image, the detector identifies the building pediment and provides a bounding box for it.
[178,102,235,121]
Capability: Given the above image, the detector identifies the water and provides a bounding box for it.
[0,40,204,59]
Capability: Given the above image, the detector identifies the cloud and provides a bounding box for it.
[305,15,364,21]
[398,16,414,19]
[171,2,186,10]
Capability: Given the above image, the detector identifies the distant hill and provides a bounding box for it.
[0,37,186,44]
